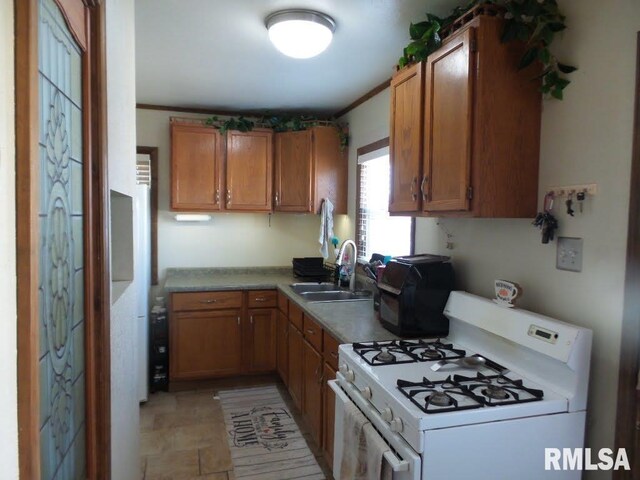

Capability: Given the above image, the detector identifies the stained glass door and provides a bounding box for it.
[38,0,86,477]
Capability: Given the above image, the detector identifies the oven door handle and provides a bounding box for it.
[383,450,410,472]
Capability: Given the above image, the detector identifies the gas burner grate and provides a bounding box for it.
[396,376,486,414]
[396,373,544,413]
[453,373,544,406]
[353,339,466,366]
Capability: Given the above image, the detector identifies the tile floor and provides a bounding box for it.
[140,378,332,480]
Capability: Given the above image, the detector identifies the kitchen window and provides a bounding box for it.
[356,139,413,260]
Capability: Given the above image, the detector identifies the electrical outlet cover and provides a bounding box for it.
[556,237,583,272]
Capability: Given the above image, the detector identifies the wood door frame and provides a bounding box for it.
[614,31,640,479]
[137,146,159,285]
[15,0,111,478]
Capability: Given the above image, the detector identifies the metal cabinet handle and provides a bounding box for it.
[237,316,241,326]
[318,371,325,385]
[306,329,315,335]
[200,299,217,304]
[330,351,338,358]
[254,297,267,302]
[410,176,418,201]
[275,192,279,206]
[226,189,231,205]
[420,175,428,201]
[215,189,220,204]
[250,316,254,324]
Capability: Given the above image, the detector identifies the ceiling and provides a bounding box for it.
[135,0,459,116]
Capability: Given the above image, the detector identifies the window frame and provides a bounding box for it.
[356,137,415,260]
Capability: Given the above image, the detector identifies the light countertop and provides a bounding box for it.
[164,267,398,344]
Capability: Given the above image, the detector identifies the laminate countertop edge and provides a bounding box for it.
[163,270,399,344]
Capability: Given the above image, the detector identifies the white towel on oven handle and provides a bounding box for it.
[341,401,392,480]
[364,423,393,480]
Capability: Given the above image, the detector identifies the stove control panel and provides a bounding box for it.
[528,324,559,344]
[360,386,372,400]
[339,364,355,382]
[381,407,394,422]
[390,417,404,433]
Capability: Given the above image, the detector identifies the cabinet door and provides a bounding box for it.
[274,131,312,212]
[288,324,304,410]
[303,340,323,447]
[323,363,337,465]
[389,62,424,213]
[170,310,242,380]
[423,27,475,212]
[247,308,277,373]
[225,130,273,211]
[171,123,222,211]
[276,311,289,384]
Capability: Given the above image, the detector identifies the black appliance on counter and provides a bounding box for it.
[377,254,455,337]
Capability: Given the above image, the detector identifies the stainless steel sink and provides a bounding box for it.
[298,290,372,303]
[290,283,340,294]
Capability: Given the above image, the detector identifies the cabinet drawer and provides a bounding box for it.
[323,331,340,370]
[172,291,243,312]
[303,315,323,352]
[289,302,303,330]
[277,291,288,314]
[247,290,277,308]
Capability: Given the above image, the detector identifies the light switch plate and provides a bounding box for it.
[557,237,583,272]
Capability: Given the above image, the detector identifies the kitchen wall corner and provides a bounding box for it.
[0,0,19,476]
[107,0,140,478]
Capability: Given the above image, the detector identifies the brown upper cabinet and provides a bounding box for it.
[274,126,347,214]
[171,122,223,211]
[389,14,542,218]
[225,129,273,212]
[171,122,273,213]
[389,62,424,213]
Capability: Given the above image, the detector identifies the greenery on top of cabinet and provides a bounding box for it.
[397,0,576,100]
[205,114,349,150]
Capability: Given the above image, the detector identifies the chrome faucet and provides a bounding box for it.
[336,239,357,292]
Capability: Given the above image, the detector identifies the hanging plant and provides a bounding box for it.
[397,0,577,99]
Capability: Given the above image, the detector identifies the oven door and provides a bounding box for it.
[330,380,421,480]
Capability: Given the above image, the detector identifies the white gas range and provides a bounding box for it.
[330,291,592,480]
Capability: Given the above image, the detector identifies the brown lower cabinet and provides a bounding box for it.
[247,308,277,373]
[302,339,323,447]
[170,309,243,380]
[323,363,337,465]
[288,323,304,410]
[276,310,289,384]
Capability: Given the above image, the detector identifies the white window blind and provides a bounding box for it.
[357,153,411,260]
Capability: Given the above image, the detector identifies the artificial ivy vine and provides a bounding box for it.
[205,114,349,151]
[397,0,576,99]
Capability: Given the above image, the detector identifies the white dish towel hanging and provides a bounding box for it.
[318,198,334,259]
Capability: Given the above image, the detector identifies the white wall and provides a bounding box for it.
[0,0,19,477]
[136,108,326,281]
[341,1,640,478]
[106,0,140,478]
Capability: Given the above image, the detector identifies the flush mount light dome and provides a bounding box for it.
[266,9,336,59]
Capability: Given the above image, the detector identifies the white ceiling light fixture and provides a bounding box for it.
[266,9,336,59]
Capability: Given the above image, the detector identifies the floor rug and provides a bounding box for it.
[218,385,325,480]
